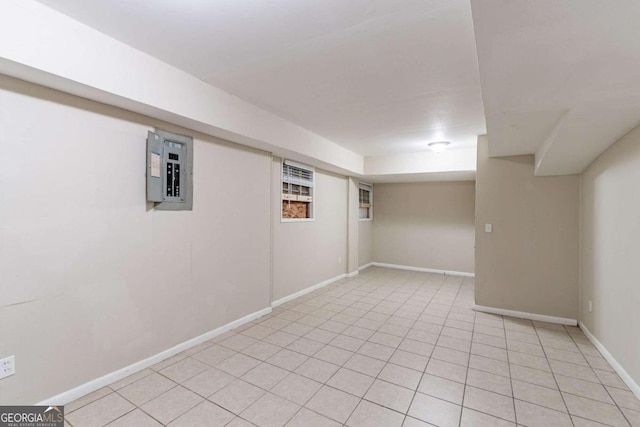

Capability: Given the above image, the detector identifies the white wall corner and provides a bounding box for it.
[534,111,568,176]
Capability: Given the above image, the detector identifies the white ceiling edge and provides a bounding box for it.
[365,171,475,183]
[534,108,640,176]
[0,0,364,177]
[0,0,481,183]
[364,148,476,175]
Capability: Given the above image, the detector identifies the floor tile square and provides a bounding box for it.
[66,393,135,427]
[168,401,234,427]
[305,328,339,344]
[209,379,265,414]
[220,334,259,351]
[326,367,374,397]
[378,363,422,390]
[563,393,630,427]
[346,400,404,427]
[432,345,470,367]
[364,379,414,413]
[285,408,341,427]
[514,400,572,427]
[343,325,375,340]
[192,344,236,367]
[369,331,403,348]
[242,325,277,340]
[313,345,353,365]
[463,385,515,422]
[241,362,289,390]
[160,357,209,383]
[388,350,429,372]
[108,409,162,427]
[306,385,360,423]
[216,353,261,377]
[398,339,435,357]
[287,337,325,356]
[343,354,386,377]
[330,334,366,352]
[425,359,467,383]
[460,408,515,427]
[512,379,566,412]
[117,373,176,406]
[240,393,300,427]
[241,341,281,361]
[554,374,612,403]
[294,357,340,383]
[141,386,203,425]
[263,331,300,348]
[607,386,640,411]
[66,387,112,413]
[357,342,395,361]
[408,392,462,427]
[418,373,464,405]
[469,354,510,377]
[271,373,322,405]
[266,348,309,370]
[182,367,235,398]
[466,368,512,396]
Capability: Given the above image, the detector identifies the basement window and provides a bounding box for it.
[282,160,314,221]
[359,182,373,220]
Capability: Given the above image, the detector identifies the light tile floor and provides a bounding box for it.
[65,267,640,426]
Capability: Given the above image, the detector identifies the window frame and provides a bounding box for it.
[359,182,373,221]
[281,159,315,222]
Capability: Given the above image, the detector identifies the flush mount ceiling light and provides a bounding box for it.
[428,141,450,153]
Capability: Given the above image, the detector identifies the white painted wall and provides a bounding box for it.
[272,158,348,302]
[0,75,272,404]
[475,136,580,319]
[358,220,373,268]
[581,123,640,390]
[372,181,475,274]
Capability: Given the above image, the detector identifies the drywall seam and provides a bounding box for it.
[372,262,475,277]
[579,322,640,400]
[36,306,273,405]
[473,304,577,326]
[271,273,347,307]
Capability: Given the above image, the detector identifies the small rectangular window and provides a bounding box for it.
[359,182,373,220]
[282,160,314,221]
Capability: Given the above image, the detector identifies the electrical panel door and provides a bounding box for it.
[146,129,193,210]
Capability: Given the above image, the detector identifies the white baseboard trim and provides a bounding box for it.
[271,273,347,308]
[473,304,577,326]
[347,271,359,278]
[37,306,272,405]
[371,262,475,278]
[579,321,640,400]
[359,262,374,271]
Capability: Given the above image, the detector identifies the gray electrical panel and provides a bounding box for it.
[146,129,193,210]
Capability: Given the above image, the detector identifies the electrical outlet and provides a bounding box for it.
[338,256,342,264]
[0,356,15,380]
[588,300,593,313]
[485,224,493,233]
